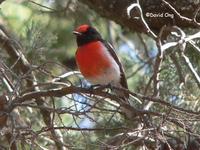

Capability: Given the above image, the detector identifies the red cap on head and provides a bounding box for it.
[75,24,90,33]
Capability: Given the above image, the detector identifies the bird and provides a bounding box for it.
[73,24,129,103]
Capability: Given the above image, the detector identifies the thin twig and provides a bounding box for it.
[162,0,200,27]
[181,52,200,88]
[28,0,56,11]
[127,1,157,39]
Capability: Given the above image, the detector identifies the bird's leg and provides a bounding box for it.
[106,83,113,90]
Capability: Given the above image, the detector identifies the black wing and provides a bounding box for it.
[101,40,129,98]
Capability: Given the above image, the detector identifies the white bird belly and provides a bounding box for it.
[87,60,121,86]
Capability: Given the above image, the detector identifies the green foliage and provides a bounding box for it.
[22,22,57,64]
[0,0,200,149]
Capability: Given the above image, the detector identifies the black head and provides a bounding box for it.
[73,24,102,46]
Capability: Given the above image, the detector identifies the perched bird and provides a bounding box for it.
[73,24,129,102]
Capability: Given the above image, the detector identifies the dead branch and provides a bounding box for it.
[0,26,66,150]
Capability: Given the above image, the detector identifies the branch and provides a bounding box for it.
[162,0,200,27]
[0,25,65,150]
[0,0,5,4]
[181,52,200,88]
[100,129,155,149]
[9,83,200,132]
[155,27,200,88]
[143,26,166,110]
[28,0,56,11]
[79,0,200,35]
[0,62,14,93]
[152,27,165,97]
[170,54,185,86]
[127,1,157,39]
[188,40,200,54]
[37,126,127,134]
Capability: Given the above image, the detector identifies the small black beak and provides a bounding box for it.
[73,31,82,36]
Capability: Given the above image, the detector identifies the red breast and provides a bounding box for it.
[76,41,112,78]
[73,24,129,104]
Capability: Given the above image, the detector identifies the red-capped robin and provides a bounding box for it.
[73,24,129,103]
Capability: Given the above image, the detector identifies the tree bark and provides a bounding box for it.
[79,0,200,33]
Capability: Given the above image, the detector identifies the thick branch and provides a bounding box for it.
[79,0,200,34]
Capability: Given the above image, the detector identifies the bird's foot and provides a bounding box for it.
[96,84,113,93]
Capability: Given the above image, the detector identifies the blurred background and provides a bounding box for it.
[0,0,200,149]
